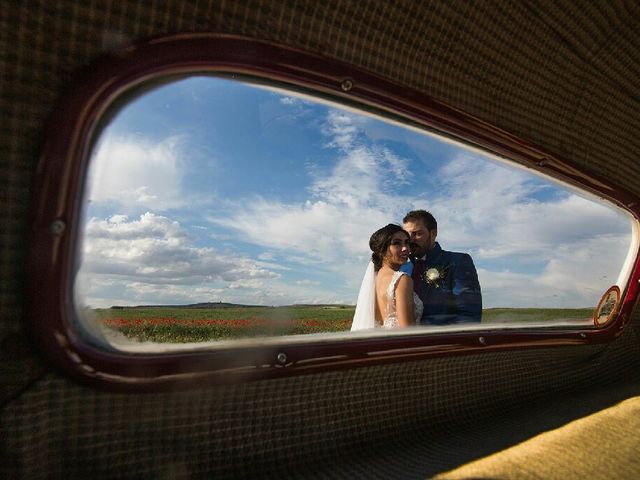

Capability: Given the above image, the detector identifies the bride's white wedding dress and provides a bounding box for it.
[351,263,423,331]
[381,271,424,328]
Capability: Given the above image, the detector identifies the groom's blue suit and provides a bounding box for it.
[400,242,482,325]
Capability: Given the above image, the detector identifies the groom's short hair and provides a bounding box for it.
[403,210,437,231]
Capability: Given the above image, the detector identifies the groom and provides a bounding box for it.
[400,210,482,325]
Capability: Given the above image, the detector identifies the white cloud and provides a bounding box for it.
[78,212,279,307]
[322,110,366,150]
[420,155,632,307]
[210,198,388,263]
[87,134,186,211]
[479,234,628,308]
[428,154,629,257]
[80,272,350,308]
[209,111,413,266]
[278,96,313,106]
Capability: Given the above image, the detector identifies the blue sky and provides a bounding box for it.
[77,76,633,309]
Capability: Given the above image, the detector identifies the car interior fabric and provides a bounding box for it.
[3,1,640,478]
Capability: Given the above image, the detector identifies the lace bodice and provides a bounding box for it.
[382,271,423,328]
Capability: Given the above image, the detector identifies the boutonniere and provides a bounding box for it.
[422,265,452,288]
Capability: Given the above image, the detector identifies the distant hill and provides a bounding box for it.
[292,304,353,308]
[110,302,264,309]
[109,302,355,309]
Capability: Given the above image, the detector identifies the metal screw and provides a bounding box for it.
[537,160,547,167]
[579,333,587,339]
[50,219,66,235]
[277,352,287,364]
[341,79,353,92]
[478,336,486,345]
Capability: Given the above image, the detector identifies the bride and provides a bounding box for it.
[351,224,423,330]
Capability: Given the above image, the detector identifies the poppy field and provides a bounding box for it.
[94,305,355,343]
[93,305,595,343]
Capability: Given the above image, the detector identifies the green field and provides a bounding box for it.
[93,305,594,343]
[481,307,593,324]
[94,305,354,342]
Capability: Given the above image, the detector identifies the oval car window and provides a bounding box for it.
[72,74,636,351]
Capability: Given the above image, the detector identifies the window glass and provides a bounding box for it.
[75,76,635,347]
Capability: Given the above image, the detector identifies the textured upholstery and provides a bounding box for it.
[3,1,640,478]
[437,385,640,479]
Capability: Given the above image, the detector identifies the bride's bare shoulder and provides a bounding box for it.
[395,272,413,292]
[375,269,391,287]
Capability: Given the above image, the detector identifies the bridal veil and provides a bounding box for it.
[351,261,376,331]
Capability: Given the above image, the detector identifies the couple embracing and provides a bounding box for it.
[351,210,482,330]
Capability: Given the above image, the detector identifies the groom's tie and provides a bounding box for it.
[412,259,424,294]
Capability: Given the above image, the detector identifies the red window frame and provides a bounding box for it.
[27,34,640,391]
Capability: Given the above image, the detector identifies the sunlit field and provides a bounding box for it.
[94,305,354,342]
[481,308,593,324]
[93,305,595,343]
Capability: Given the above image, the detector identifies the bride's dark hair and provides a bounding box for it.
[369,224,409,271]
